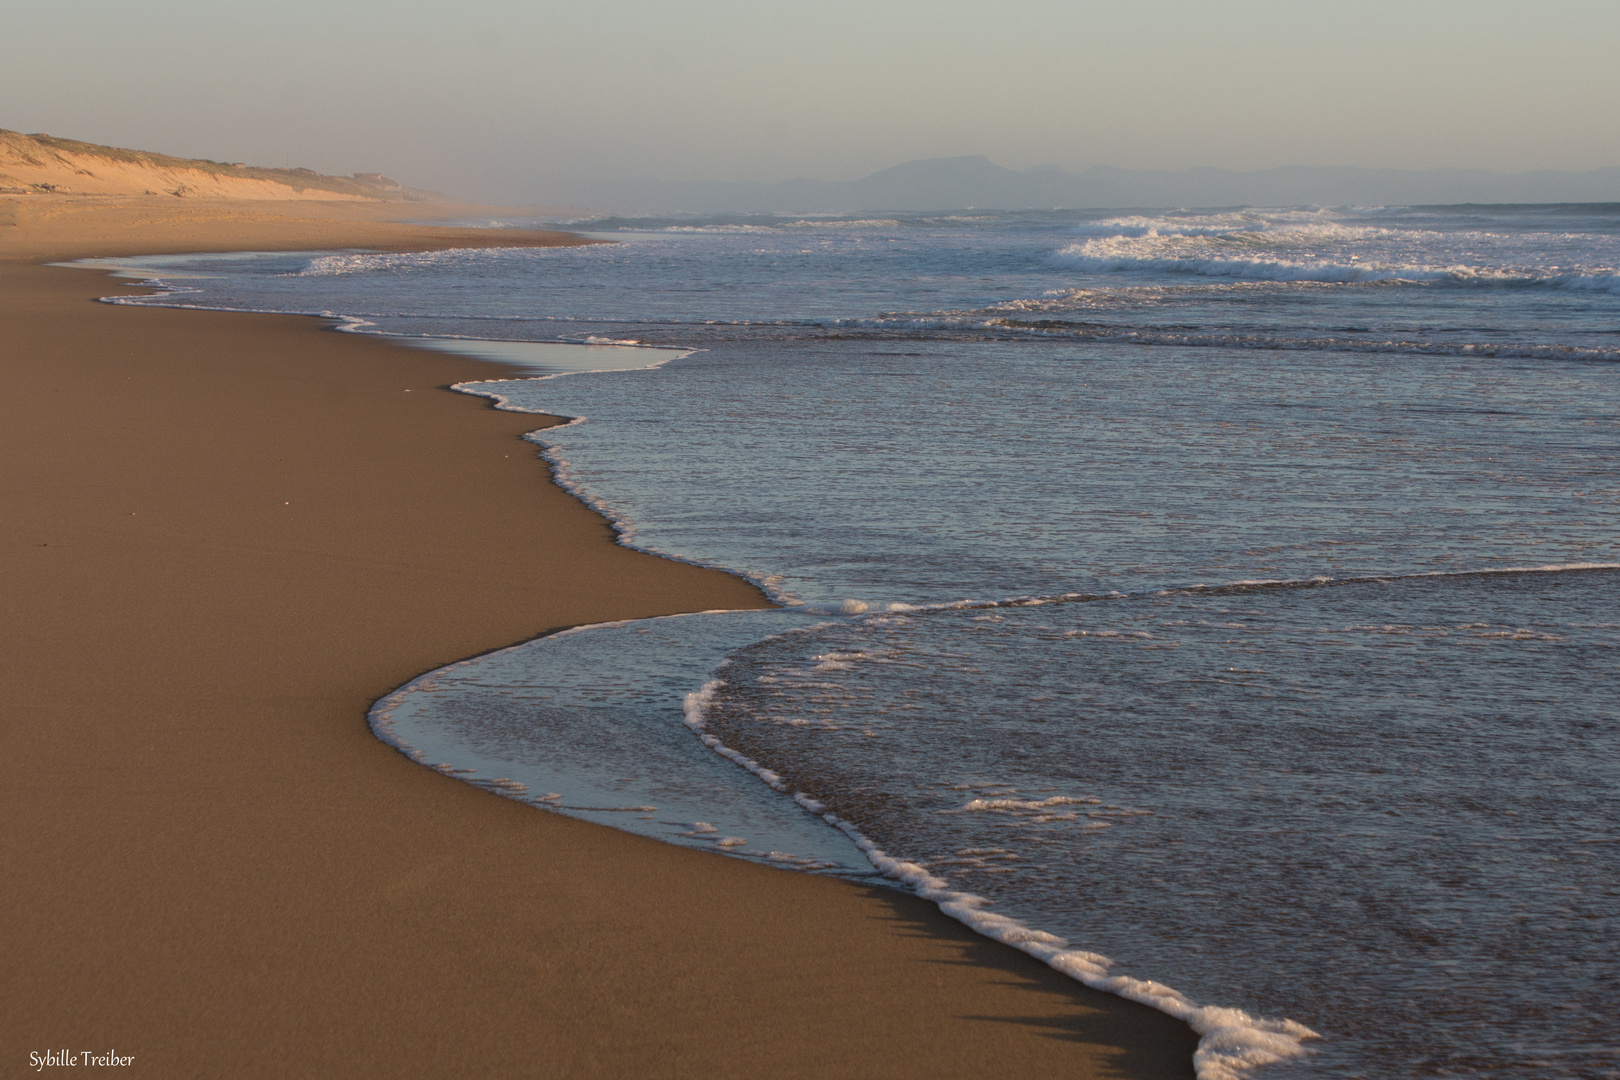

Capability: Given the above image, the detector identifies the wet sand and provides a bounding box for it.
[0,197,1196,1078]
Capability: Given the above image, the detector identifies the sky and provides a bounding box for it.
[6,0,1618,204]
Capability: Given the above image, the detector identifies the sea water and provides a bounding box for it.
[88,205,1619,1078]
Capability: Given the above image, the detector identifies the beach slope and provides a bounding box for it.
[0,130,434,200]
[0,198,1196,1078]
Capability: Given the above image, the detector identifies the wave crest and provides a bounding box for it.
[1050,244,1620,291]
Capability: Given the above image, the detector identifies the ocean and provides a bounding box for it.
[85,204,1619,1079]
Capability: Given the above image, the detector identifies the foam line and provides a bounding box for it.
[870,561,1620,619]
[678,668,1319,1080]
[83,256,1620,364]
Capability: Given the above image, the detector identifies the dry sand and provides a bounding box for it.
[1,130,429,200]
[1,197,1197,1078]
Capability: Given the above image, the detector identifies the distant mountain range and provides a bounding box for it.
[562,155,1620,213]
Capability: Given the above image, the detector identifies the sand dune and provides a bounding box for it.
[0,129,433,201]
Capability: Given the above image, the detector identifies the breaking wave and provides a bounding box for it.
[1050,244,1620,291]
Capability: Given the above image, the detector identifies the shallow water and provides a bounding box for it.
[89,204,1620,1078]
[703,571,1620,1078]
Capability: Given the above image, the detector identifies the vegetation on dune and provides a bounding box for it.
[0,129,436,200]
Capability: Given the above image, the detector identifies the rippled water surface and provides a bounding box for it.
[93,205,1620,1079]
[704,572,1619,1078]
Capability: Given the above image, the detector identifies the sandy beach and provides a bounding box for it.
[1,197,1196,1078]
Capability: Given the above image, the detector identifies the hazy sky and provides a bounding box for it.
[7,0,1618,203]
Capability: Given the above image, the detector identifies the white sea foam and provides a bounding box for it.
[1049,214,1620,293]
[941,795,1101,814]
[798,598,871,615]
[295,247,498,276]
[826,815,1321,1080]
[1051,246,1451,283]
[1052,246,1620,292]
[1067,209,1368,241]
[678,664,1319,1080]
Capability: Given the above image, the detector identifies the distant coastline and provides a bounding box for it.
[555,154,1620,214]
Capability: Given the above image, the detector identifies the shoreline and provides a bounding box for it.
[1,197,1197,1077]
